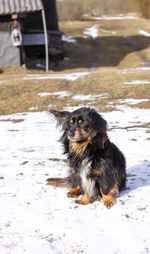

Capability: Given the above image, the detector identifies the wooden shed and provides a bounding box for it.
[0,0,62,70]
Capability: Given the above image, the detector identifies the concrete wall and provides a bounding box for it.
[0,32,21,67]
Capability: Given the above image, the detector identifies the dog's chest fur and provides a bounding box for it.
[78,158,96,198]
[68,139,96,198]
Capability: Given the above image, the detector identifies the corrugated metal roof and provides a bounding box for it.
[0,0,43,16]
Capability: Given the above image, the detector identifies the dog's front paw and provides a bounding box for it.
[75,199,89,205]
[67,186,81,198]
[67,191,78,198]
[103,197,116,209]
[75,193,91,205]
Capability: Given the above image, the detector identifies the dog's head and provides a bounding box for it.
[49,107,107,143]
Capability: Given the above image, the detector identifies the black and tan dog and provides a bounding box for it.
[47,107,126,208]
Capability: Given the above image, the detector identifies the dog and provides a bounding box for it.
[47,107,126,208]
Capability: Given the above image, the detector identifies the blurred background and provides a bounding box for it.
[56,0,150,21]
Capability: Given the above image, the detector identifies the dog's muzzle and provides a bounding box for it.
[67,130,88,142]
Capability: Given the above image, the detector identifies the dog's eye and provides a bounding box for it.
[78,119,83,124]
[70,119,74,124]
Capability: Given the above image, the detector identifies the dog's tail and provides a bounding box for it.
[46,177,73,188]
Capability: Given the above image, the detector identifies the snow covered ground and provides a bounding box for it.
[0,102,150,254]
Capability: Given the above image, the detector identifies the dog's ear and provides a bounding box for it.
[98,118,107,135]
[89,109,107,135]
[96,115,107,149]
[49,109,70,125]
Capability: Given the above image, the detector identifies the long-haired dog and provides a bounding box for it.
[47,107,126,208]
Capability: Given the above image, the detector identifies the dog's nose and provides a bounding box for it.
[69,130,75,137]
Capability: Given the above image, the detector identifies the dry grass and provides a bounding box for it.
[0,68,149,115]
[57,0,130,21]
[129,0,150,19]
[0,16,150,115]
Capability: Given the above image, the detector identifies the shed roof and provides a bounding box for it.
[0,0,43,16]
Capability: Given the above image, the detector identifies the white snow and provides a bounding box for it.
[94,15,138,21]
[23,72,90,81]
[62,36,77,44]
[119,98,149,105]
[139,30,150,37]
[100,28,116,34]
[72,93,109,101]
[83,25,99,40]
[119,66,150,74]
[38,91,70,98]
[122,80,150,85]
[0,104,150,254]
[0,80,9,84]
[134,66,150,71]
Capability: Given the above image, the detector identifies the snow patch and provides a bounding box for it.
[72,93,109,101]
[100,28,116,34]
[122,80,150,85]
[94,15,138,21]
[23,72,90,81]
[62,36,77,43]
[83,25,99,40]
[38,91,70,98]
[139,30,150,37]
[119,66,150,74]
[119,98,149,105]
